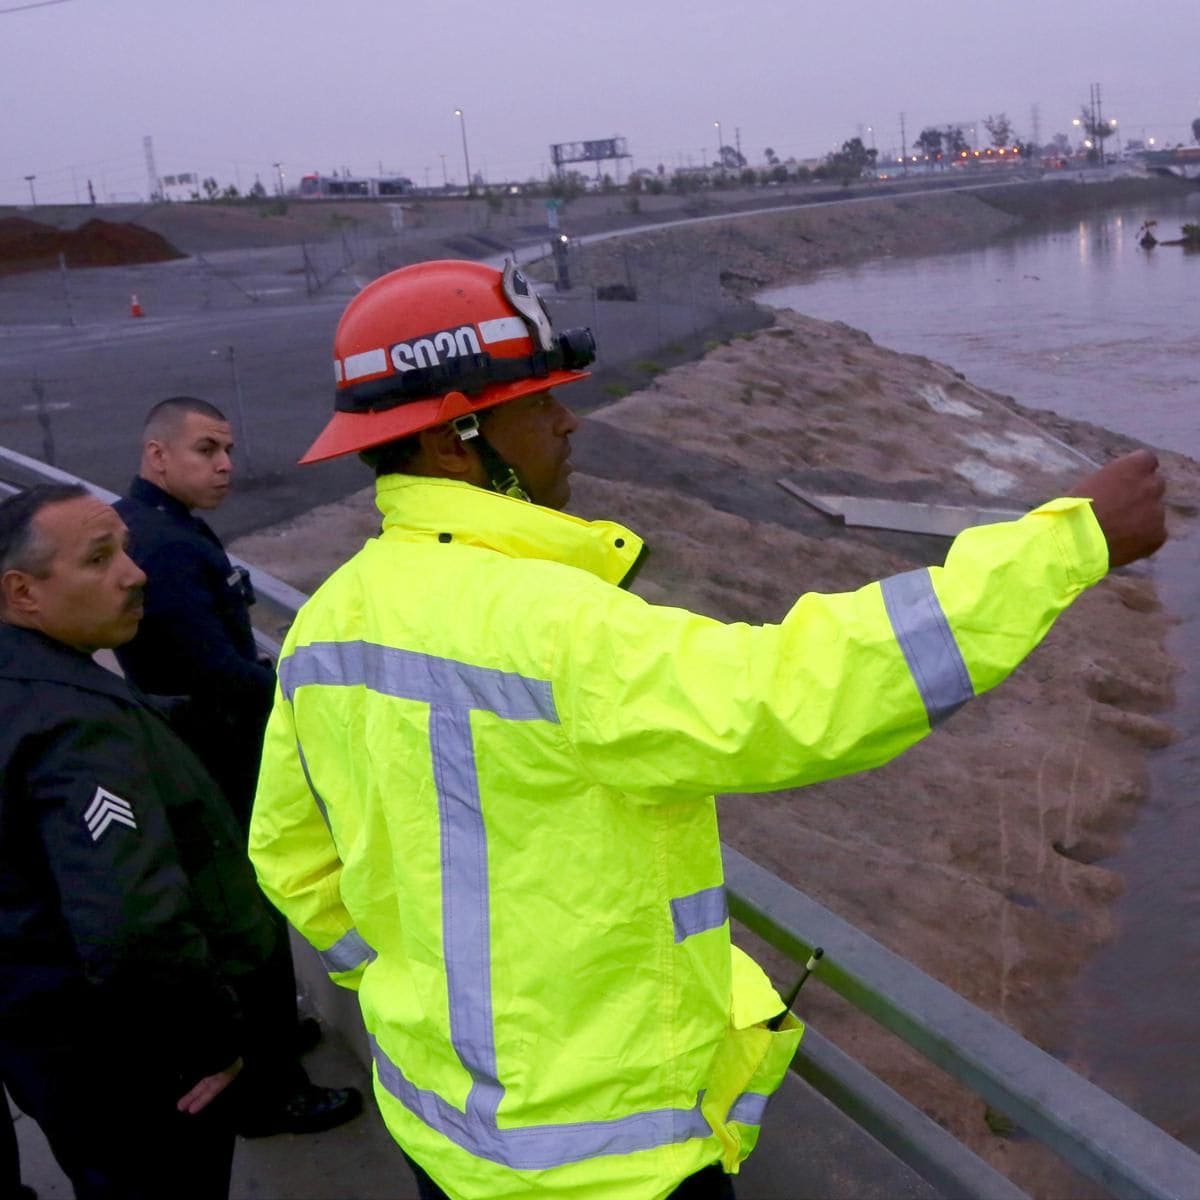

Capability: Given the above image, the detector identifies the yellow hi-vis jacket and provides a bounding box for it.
[249,474,1109,1200]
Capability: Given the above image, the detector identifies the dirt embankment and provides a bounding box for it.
[533,176,1192,300]
[232,308,1199,1198]
[0,217,183,275]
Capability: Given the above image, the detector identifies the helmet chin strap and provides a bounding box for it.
[451,414,530,502]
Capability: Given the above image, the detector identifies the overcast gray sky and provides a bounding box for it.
[2,0,1197,205]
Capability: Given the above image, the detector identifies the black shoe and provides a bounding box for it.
[237,1084,364,1138]
[294,1016,322,1056]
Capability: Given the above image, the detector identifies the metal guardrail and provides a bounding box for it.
[4,449,1199,1200]
[0,445,296,658]
[725,847,1200,1200]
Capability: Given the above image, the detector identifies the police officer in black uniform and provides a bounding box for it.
[0,483,277,1198]
[114,397,361,1138]
[113,398,273,828]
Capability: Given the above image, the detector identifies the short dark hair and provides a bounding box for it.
[0,483,88,578]
[143,396,227,442]
[358,407,505,478]
[360,435,423,478]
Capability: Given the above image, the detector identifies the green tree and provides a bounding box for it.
[914,127,944,164]
[548,171,586,200]
[718,145,746,170]
[201,176,219,201]
[944,126,970,159]
[983,113,1013,149]
[764,147,780,166]
[823,136,877,182]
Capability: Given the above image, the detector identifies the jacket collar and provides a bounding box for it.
[375,475,645,588]
[0,623,136,706]
[128,475,192,522]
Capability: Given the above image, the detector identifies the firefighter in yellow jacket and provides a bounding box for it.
[249,260,1166,1200]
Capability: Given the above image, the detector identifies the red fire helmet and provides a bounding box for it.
[300,259,595,464]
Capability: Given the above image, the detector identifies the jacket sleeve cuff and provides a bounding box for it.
[1024,497,1110,590]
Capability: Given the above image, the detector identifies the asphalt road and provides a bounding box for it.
[0,225,767,539]
[0,253,390,539]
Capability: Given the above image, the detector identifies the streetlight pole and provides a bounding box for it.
[24,174,36,206]
[439,154,448,187]
[714,120,723,171]
[454,108,473,196]
[272,162,284,197]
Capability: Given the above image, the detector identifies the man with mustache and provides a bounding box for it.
[250,259,1167,1200]
[0,483,277,1198]
[114,397,362,1139]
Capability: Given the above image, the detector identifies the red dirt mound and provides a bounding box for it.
[0,217,184,275]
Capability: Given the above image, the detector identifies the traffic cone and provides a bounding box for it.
[130,293,143,318]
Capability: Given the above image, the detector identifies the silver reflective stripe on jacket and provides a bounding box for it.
[879,568,973,726]
[281,638,772,1169]
[671,886,729,943]
[279,640,556,719]
[296,740,331,830]
[319,926,377,974]
[728,1092,769,1126]
[371,1035,713,1170]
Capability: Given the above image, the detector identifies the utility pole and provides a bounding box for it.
[1030,102,1041,153]
[899,113,908,176]
[143,135,160,202]
[454,108,473,196]
[735,127,742,167]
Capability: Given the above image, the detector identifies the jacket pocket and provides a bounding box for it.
[700,1010,804,1172]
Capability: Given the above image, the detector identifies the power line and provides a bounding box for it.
[0,0,74,14]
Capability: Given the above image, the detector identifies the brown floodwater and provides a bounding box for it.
[760,190,1200,1152]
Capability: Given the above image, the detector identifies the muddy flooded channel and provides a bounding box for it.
[761,190,1200,1152]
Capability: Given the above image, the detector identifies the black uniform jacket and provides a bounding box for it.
[114,477,276,825]
[0,623,276,1082]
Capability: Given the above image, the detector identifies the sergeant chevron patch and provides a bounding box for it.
[85,786,137,841]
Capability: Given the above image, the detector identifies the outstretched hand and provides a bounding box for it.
[1070,449,1167,569]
